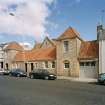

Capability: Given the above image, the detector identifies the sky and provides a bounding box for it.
[0,0,105,47]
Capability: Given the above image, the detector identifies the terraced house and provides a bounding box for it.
[2,24,105,79]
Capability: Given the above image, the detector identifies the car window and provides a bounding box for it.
[16,69,21,72]
[32,69,39,73]
[42,70,49,74]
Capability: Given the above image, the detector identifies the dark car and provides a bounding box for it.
[29,69,57,80]
[98,73,105,84]
[9,69,27,77]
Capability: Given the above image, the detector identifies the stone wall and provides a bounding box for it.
[56,38,82,77]
[4,50,18,70]
[14,60,56,76]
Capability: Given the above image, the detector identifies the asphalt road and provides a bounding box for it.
[0,76,105,105]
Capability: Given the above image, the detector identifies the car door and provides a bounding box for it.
[41,70,48,79]
[34,70,41,79]
[38,70,44,79]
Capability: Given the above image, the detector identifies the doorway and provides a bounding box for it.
[25,63,27,72]
[31,63,34,71]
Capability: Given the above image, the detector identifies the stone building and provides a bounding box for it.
[3,24,105,79]
[3,42,23,70]
[98,25,105,74]
[0,43,8,70]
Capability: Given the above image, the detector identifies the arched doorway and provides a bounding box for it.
[63,60,70,76]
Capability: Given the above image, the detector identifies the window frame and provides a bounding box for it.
[52,61,55,68]
[45,61,48,68]
[64,41,69,52]
[64,62,70,69]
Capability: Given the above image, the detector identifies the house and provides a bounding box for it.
[3,42,24,70]
[12,37,56,75]
[98,24,105,74]
[0,43,8,70]
[3,24,105,79]
[56,27,98,78]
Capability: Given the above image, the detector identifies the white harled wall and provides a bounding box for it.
[99,40,105,74]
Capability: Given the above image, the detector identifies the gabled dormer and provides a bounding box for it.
[41,36,55,48]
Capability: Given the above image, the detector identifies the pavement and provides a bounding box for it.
[57,76,98,83]
[0,76,105,105]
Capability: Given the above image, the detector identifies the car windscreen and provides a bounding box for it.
[15,69,24,72]
[32,69,39,73]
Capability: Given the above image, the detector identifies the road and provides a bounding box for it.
[0,76,105,105]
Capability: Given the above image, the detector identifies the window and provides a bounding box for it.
[91,61,96,66]
[45,61,48,68]
[80,61,96,67]
[6,63,8,70]
[64,62,69,68]
[85,62,90,66]
[31,63,34,71]
[64,41,69,52]
[35,63,38,68]
[1,62,3,68]
[80,62,84,66]
[52,61,55,68]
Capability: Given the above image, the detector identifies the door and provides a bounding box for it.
[31,63,34,71]
[25,63,27,72]
[80,62,97,78]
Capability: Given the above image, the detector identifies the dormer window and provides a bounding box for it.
[64,41,69,52]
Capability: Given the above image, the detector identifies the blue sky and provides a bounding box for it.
[48,0,105,40]
[0,0,105,46]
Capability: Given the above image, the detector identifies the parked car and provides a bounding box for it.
[0,69,4,75]
[98,73,105,84]
[0,69,10,75]
[29,69,57,80]
[3,70,10,75]
[9,69,27,77]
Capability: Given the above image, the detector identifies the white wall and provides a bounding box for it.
[99,40,105,74]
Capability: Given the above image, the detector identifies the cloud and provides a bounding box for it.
[0,0,56,41]
[19,42,32,50]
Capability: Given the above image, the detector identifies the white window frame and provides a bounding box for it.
[64,62,70,69]
[64,41,69,52]
[52,61,55,68]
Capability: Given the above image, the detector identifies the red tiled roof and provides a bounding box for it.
[79,41,99,59]
[5,42,23,51]
[57,27,80,40]
[14,47,56,62]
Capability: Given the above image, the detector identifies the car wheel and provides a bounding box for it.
[44,76,49,80]
[30,75,34,79]
[103,81,105,85]
[17,74,20,77]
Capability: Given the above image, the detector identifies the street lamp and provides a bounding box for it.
[9,13,15,16]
